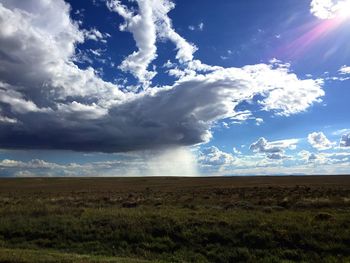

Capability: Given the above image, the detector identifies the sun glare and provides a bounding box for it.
[337,0,350,19]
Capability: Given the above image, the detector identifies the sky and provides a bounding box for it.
[0,0,349,176]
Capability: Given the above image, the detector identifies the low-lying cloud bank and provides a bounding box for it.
[2,129,349,177]
[0,147,198,177]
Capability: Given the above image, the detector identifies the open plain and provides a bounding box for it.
[0,176,349,262]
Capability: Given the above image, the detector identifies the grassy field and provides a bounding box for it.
[0,176,349,262]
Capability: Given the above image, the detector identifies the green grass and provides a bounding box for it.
[0,177,349,262]
[1,207,349,262]
[0,247,150,263]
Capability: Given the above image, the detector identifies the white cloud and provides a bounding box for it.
[250,137,299,159]
[222,122,229,129]
[0,82,50,114]
[324,151,350,162]
[0,159,60,169]
[230,110,252,123]
[57,101,108,120]
[198,22,204,31]
[308,131,335,150]
[256,67,324,116]
[83,28,110,43]
[255,118,264,126]
[0,115,17,124]
[333,128,350,135]
[233,147,242,155]
[3,145,349,177]
[198,146,235,166]
[223,162,350,176]
[298,150,320,163]
[308,153,319,162]
[94,48,105,56]
[165,59,223,79]
[107,0,158,86]
[339,65,350,74]
[340,133,350,147]
[188,25,195,31]
[299,149,350,165]
[107,0,197,86]
[153,2,197,63]
[188,22,204,31]
[310,0,350,19]
[266,152,286,160]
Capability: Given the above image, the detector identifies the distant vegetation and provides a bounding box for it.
[0,176,349,262]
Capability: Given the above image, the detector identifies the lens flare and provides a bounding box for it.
[337,0,350,19]
[275,0,350,59]
[275,19,344,59]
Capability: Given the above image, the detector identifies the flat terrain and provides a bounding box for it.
[0,176,350,262]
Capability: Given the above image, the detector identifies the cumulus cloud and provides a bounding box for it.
[197,142,304,174]
[255,118,264,126]
[299,149,350,165]
[196,143,350,176]
[299,150,319,163]
[308,132,335,150]
[310,0,350,19]
[232,147,242,155]
[198,146,235,166]
[250,137,299,159]
[340,133,350,147]
[339,65,350,74]
[0,0,325,154]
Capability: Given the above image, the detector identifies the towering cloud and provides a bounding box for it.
[107,0,197,86]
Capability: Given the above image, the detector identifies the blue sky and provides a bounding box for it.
[0,0,349,176]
